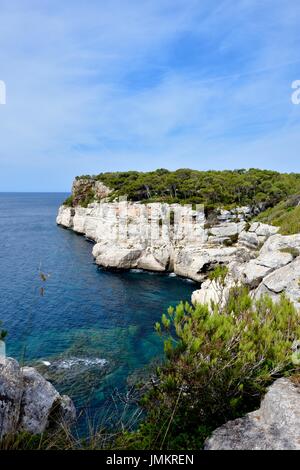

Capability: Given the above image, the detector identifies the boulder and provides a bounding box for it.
[259,233,300,256]
[255,257,300,308]
[239,231,259,249]
[242,261,272,288]
[242,251,294,288]
[210,222,245,238]
[248,222,279,237]
[205,378,300,450]
[137,247,170,272]
[0,357,75,438]
[174,246,241,282]
[93,245,142,270]
[239,223,279,249]
[20,367,76,435]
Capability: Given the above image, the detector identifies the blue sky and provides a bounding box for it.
[0,0,300,191]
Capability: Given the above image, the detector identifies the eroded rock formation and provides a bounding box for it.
[0,356,75,438]
[57,179,300,308]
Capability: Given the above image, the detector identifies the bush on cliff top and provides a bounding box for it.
[72,168,300,209]
[63,195,74,207]
[117,287,300,450]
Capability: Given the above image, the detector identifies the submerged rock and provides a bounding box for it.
[0,356,75,438]
[205,378,300,450]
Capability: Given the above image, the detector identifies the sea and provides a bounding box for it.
[0,193,196,433]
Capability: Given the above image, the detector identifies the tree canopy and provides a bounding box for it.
[73,168,300,209]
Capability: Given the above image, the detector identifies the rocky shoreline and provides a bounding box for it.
[56,179,300,310]
[54,179,300,450]
[2,179,300,447]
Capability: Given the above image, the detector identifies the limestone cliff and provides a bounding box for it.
[55,177,300,450]
[57,178,300,307]
[57,199,253,282]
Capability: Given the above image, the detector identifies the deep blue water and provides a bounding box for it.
[0,193,196,429]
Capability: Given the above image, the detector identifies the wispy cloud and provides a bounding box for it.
[0,0,300,190]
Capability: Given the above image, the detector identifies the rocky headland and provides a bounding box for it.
[2,172,299,448]
[57,177,300,310]
[54,175,300,450]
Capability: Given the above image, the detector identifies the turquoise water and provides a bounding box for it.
[0,193,196,429]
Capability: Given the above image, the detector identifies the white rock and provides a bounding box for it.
[205,378,300,450]
[242,251,294,288]
[255,223,279,237]
[0,357,23,438]
[242,261,272,288]
[94,247,142,270]
[192,277,235,309]
[20,367,76,434]
[255,257,300,308]
[56,206,74,228]
[260,233,300,256]
[239,231,259,248]
[0,357,75,437]
[174,246,241,282]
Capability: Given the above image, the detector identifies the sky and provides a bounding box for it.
[0,0,300,191]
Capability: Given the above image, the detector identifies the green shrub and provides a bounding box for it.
[81,188,96,208]
[256,195,300,235]
[208,264,229,285]
[63,195,74,207]
[74,169,300,208]
[120,287,300,450]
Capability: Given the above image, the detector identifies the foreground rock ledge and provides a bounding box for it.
[205,378,300,450]
[0,356,76,438]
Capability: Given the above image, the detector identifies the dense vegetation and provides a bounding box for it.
[66,168,300,209]
[116,287,300,450]
[255,193,300,235]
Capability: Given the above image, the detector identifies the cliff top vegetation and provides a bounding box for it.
[69,168,300,210]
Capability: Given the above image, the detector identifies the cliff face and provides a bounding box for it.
[57,178,300,307]
[57,199,254,281]
[55,178,300,450]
